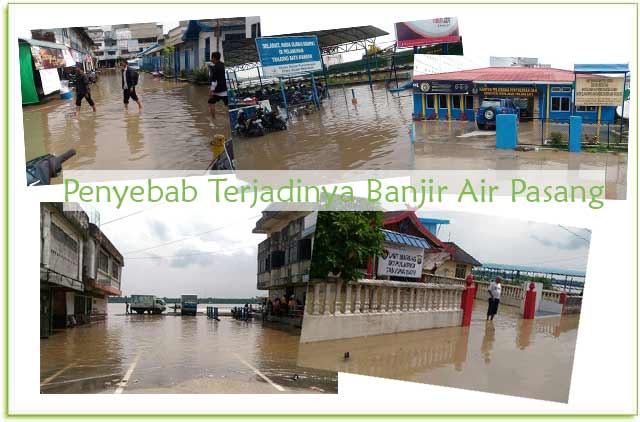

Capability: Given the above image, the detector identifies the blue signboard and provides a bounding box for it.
[256,36,322,77]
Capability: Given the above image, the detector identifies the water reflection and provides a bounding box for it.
[41,304,336,394]
[297,301,580,402]
[23,69,230,171]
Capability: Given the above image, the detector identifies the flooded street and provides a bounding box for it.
[232,83,626,198]
[413,120,627,199]
[23,69,230,171]
[297,301,580,403]
[40,303,337,394]
[234,83,415,170]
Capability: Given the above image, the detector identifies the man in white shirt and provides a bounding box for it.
[487,276,502,321]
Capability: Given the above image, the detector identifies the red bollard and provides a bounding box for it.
[460,275,476,326]
[559,291,567,314]
[474,282,479,298]
[366,257,374,278]
[523,282,537,319]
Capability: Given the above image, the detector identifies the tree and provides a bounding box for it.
[310,211,384,281]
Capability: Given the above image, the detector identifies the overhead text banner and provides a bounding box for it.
[256,36,322,77]
[395,17,460,48]
[575,77,625,106]
[377,242,425,279]
[413,80,472,94]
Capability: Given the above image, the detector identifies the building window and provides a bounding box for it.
[451,95,461,109]
[551,96,571,112]
[204,37,210,62]
[438,95,447,109]
[551,87,562,93]
[577,106,597,112]
[454,264,467,279]
[98,250,109,273]
[251,23,261,38]
[465,95,474,110]
[111,263,120,280]
[225,33,246,41]
[562,87,572,92]
[426,95,434,108]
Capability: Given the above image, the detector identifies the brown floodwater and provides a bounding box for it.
[233,84,415,170]
[23,69,230,170]
[297,301,580,403]
[40,304,337,394]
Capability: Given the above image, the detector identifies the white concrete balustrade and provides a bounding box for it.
[300,279,465,343]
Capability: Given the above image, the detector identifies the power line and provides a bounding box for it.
[123,213,261,255]
[100,204,163,226]
[558,225,591,243]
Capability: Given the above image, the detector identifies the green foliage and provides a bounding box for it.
[191,66,209,83]
[161,46,175,56]
[179,69,187,79]
[310,211,384,281]
[549,131,567,145]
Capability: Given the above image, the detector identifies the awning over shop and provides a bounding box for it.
[381,229,431,249]
[19,42,39,104]
[222,25,389,67]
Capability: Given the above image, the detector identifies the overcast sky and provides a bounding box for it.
[88,204,590,298]
[417,211,591,273]
[20,5,633,71]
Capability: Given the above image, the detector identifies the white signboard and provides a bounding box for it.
[575,77,625,106]
[377,242,424,279]
[413,54,489,77]
[39,68,61,95]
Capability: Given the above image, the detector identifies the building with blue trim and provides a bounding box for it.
[412,67,619,124]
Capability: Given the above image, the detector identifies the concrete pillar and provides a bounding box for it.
[409,289,415,311]
[312,283,321,315]
[559,291,568,315]
[363,286,370,313]
[523,283,537,319]
[335,282,343,314]
[496,114,517,149]
[569,115,582,152]
[344,284,352,314]
[380,287,387,312]
[395,288,402,312]
[323,283,332,315]
[424,289,431,311]
[461,276,476,326]
[371,287,378,312]
[354,285,361,313]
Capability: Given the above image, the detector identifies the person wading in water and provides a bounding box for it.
[119,59,142,111]
[207,52,228,120]
[487,276,502,321]
[74,65,96,116]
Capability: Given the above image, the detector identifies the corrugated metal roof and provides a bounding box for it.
[222,25,389,67]
[381,229,430,249]
[414,67,577,83]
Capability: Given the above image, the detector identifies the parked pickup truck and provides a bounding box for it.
[181,294,198,316]
[130,295,166,314]
[476,98,519,130]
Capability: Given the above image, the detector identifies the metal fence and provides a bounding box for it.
[522,117,627,150]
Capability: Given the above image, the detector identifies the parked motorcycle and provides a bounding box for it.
[26,149,76,186]
[234,110,265,137]
[256,106,287,131]
[87,70,98,83]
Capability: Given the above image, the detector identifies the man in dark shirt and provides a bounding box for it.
[119,59,142,111]
[208,52,228,120]
[74,65,96,116]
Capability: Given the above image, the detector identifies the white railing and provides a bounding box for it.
[305,279,465,316]
[541,290,562,303]
[424,274,467,287]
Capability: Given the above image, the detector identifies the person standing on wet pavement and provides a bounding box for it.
[207,52,228,120]
[487,276,502,321]
[74,65,96,116]
[119,59,142,111]
[125,300,130,315]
